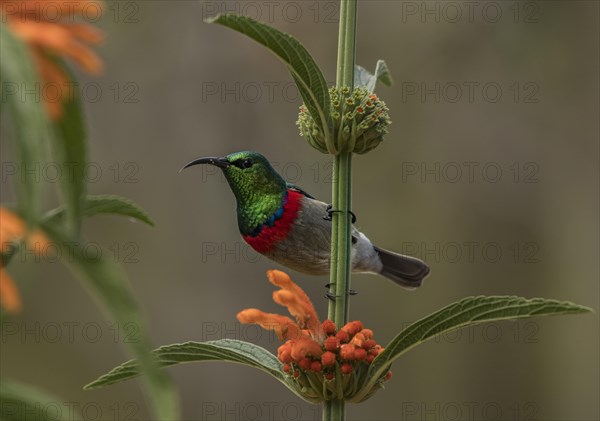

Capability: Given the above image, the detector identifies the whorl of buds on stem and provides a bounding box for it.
[277,319,392,402]
[296,87,391,155]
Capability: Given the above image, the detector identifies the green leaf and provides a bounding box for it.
[81,195,154,226]
[40,223,178,420]
[85,339,318,403]
[44,195,155,227]
[0,241,19,267]
[354,60,393,92]
[0,378,74,421]
[353,296,592,402]
[207,14,330,133]
[51,60,88,238]
[85,339,282,387]
[0,20,49,227]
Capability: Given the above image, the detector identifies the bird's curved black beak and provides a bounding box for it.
[179,156,230,173]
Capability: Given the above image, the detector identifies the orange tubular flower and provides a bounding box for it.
[1,0,104,119]
[236,308,301,341]
[268,270,322,338]
[0,207,50,313]
[237,270,391,402]
[289,336,323,361]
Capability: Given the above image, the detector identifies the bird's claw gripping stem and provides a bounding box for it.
[324,283,357,301]
[323,204,357,223]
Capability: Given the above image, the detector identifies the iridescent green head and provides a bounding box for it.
[181,151,287,233]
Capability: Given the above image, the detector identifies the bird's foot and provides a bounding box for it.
[323,204,357,223]
[325,283,335,301]
[324,283,358,301]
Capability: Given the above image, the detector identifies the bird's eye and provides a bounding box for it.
[240,159,253,169]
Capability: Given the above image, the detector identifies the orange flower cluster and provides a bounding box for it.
[279,319,389,381]
[0,207,49,313]
[1,0,104,119]
[237,270,391,401]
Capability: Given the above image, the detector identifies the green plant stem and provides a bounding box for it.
[330,152,353,324]
[328,0,357,335]
[325,0,357,420]
[335,0,358,88]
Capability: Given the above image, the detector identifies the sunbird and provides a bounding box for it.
[182,151,430,289]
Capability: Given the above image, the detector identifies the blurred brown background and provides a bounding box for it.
[1,1,598,420]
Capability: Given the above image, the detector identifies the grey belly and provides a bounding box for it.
[262,196,382,276]
[266,197,332,275]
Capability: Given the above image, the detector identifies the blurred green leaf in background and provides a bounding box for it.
[0,4,178,419]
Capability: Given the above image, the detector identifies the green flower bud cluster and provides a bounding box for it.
[296,86,391,154]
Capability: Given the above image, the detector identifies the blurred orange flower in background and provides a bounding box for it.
[0,207,50,313]
[0,0,104,119]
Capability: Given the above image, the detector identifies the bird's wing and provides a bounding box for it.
[286,183,317,199]
[296,189,360,245]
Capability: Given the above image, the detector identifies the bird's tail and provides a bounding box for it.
[374,246,430,289]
